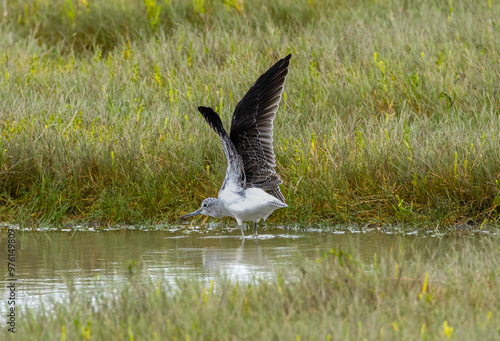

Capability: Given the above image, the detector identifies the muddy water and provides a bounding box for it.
[0,227,468,316]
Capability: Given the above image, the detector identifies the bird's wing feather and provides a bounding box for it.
[198,106,245,188]
[229,54,291,203]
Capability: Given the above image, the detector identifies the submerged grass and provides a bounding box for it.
[0,0,499,226]
[6,236,500,340]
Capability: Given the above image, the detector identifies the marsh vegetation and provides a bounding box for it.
[0,0,499,227]
[2,2,499,339]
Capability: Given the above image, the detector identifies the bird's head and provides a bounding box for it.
[180,197,220,219]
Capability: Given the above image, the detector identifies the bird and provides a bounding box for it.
[180,54,291,237]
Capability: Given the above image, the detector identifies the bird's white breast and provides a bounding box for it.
[218,186,286,223]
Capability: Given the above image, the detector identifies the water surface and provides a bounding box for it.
[0,226,484,316]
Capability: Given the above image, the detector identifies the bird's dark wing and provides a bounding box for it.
[198,106,245,188]
[229,54,291,203]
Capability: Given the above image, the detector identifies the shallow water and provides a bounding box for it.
[0,226,489,317]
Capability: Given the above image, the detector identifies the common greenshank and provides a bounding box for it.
[181,54,291,237]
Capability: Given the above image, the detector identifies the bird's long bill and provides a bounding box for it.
[180,208,202,219]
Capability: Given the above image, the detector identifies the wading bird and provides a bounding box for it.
[180,54,291,237]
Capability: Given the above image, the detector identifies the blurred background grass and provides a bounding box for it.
[0,0,499,227]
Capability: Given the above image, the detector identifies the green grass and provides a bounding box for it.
[5,235,500,340]
[0,0,499,226]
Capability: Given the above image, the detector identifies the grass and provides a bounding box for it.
[4,235,500,340]
[0,0,499,227]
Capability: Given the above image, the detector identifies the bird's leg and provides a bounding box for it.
[239,223,245,238]
[254,221,258,237]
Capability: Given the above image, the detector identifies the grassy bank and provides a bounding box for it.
[0,0,499,226]
[4,235,500,340]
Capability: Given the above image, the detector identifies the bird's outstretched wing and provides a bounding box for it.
[198,106,245,188]
[229,54,291,203]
